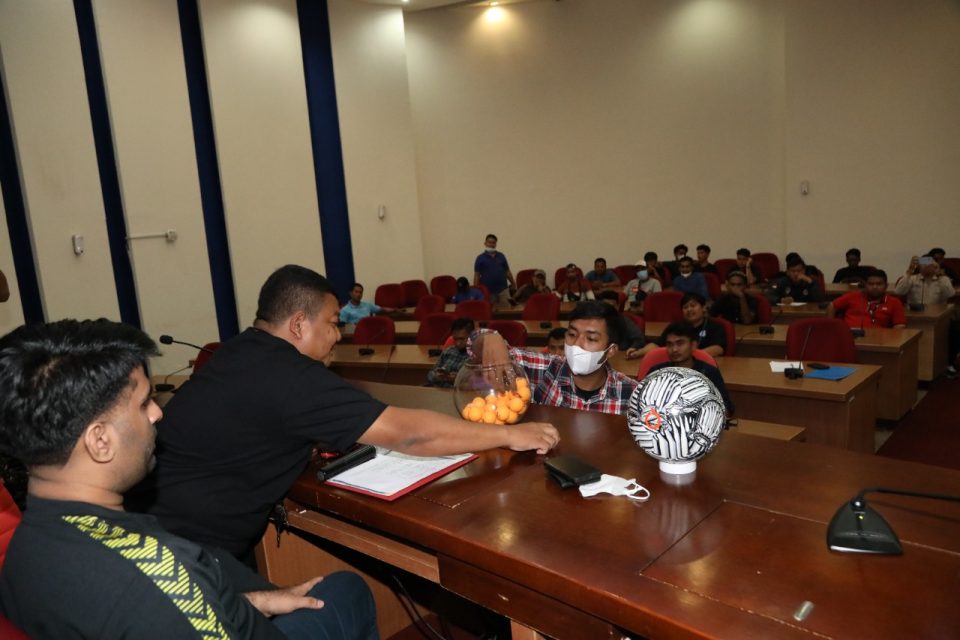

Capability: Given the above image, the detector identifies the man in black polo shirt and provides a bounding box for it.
[130,265,559,565]
[710,270,758,324]
[676,292,727,357]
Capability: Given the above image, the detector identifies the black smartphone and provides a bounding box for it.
[544,455,602,489]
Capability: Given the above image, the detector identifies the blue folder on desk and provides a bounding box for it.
[805,366,856,381]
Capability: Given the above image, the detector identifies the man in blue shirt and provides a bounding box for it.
[670,257,709,301]
[339,283,394,325]
[474,234,516,306]
[585,257,620,292]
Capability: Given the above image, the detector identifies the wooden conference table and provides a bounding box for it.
[258,383,960,640]
[330,346,880,452]
[771,302,953,381]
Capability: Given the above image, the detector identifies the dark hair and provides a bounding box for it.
[485,234,498,243]
[451,317,476,333]
[594,257,606,266]
[928,248,945,257]
[726,270,748,284]
[867,269,888,283]
[680,292,706,308]
[679,256,694,266]
[568,301,621,346]
[673,244,688,254]
[351,282,363,290]
[786,255,806,269]
[736,248,751,258]
[696,244,711,253]
[596,290,620,302]
[256,265,337,324]
[456,277,470,292]
[661,321,699,344]
[0,319,158,466]
[845,248,861,258]
[785,252,800,262]
[644,251,658,262]
[547,327,567,341]
[565,263,578,270]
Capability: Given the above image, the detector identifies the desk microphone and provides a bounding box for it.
[380,344,397,382]
[154,363,192,393]
[785,325,812,379]
[159,334,216,354]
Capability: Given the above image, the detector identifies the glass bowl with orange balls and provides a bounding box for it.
[453,360,532,425]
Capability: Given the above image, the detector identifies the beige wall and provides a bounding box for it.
[329,0,426,288]
[405,0,960,279]
[199,0,326,324]
[93,0,219,372]
[0,0,120,321]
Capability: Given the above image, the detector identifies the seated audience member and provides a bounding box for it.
[694,244,718,274]
[597,290,647,358]
[642,251,670,283]
[474,301,638,415]
[893,255,955,306]
[340,282,394,325]
[427,317,475,387]
[129,265,558,566]
[585,257,621,291]
[828,270,905,329]
[832,248,874,285]
[452,276,486,303]
[556,263,595,302]
[665,244,688,280]
[735,248,764,286]
[778,252,821,281]
[624,262,663,301]
[670,257,710,301]
[677,293,727,357]
[772,255,824,304]
[928,247,959,284]
[544,327,566,356]
[648,322,734,416]
[510,269,551,304]
[0,319,379,639]
[710,270,758,324]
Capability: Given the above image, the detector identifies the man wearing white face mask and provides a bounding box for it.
[623,261,663,303]
[473,233,516,306]
[472,301,639,415]
[669,257,709,301]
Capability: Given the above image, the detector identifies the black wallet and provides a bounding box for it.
[316,444,377,482]
[544,455,602,489]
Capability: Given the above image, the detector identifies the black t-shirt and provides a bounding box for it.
[0,497,281,639]
[832,266,874,283]
[658,320,727,354]
[130,328,386,558]
[710,293,759,325]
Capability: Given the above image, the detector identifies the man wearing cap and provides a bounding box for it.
[510,269,552,304]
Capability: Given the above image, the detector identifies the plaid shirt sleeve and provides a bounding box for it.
[427,347,470,386]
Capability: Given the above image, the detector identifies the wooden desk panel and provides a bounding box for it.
[266,401,960,639]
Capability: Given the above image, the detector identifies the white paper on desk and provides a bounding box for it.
[326,449,474,496]
[769,361,802,372]
[776,302,808,307]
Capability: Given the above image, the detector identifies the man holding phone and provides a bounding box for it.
[894,254,954,307]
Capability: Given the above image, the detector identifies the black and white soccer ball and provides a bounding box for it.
[627,367,725,467]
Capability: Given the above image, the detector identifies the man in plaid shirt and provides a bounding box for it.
[473,301,638,415]
[427,318,475,387]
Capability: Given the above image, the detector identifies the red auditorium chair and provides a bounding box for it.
[487,320,528,347]
[636,347,717,380]
[751,253,780,281]
[401,279,430,307]
[624,312,645,335]
[711,316,736,357]
[786,318,856,363]
[353,316,396,345]
[703,272,722,301]
[515,269,537,288]
[454,299,492,321]
[751,293,773,325]
[554,266,583,289]
[643,291,684,322]
[375,283,405,309]
[192,342,222,374]
[714,259,737,281]
[613,264,637,284]
[430,275,458,301]
[413,294,446,321]
[521,293,560,321]
[416,313,455,345]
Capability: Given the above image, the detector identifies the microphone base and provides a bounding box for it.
[784,367,804,380]
[358,348,375,356]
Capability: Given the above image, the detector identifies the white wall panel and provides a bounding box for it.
[199,0,324,324]
[0,0,119,321]
[93,0,219,372]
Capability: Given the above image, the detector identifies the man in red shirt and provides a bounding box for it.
[827,270,906,329]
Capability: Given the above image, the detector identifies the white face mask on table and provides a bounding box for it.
[579,474,650,501]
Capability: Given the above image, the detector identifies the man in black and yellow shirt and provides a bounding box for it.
[0,319,376,639]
